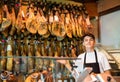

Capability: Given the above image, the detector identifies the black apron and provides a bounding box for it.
[84,50,100,73]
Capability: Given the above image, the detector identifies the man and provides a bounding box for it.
[57,33,115,82]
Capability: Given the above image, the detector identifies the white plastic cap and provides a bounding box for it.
[7,45,12,51]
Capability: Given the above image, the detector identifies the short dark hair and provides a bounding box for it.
[82,33,95,41]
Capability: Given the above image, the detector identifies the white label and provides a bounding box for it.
[54,15,59,22]
[7,45,12,51]
[64,80,67,82]
[58,80,62,82]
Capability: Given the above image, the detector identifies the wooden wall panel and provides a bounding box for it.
[98,0,120,13]
[84,2,98,16]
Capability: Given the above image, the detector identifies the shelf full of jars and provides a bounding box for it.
[0,0,94,82]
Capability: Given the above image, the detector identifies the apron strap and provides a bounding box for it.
[94,50,98,63]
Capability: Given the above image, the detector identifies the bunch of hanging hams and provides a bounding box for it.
[0,0,93,40]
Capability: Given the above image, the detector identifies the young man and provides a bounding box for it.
[58,33,115,82]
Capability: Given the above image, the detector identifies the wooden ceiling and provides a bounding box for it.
[70,0,98,16]
[70,0,98,3]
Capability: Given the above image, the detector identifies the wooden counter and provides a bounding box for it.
[114,76,120,82]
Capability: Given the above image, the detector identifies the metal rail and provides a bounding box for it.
[0,56,81,60]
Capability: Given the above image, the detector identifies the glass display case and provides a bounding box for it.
[0,56,81,82]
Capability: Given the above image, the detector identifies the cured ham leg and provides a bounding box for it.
[77,15,83,37]
[27,38,35,73]
[65,13,72,38]
[35,40,43,71]
[13,37,21,74]
[6,37,13,71]
[1,5,11,37]
[20,40,27,74]
[9,7,16,36]
[0,40,7,71]
[37,9,48,36]
[85,15,94,33]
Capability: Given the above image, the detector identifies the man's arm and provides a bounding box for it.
[104,70,111,75]
[65,62,72,72]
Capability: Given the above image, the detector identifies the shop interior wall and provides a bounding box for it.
[100,10,120,49]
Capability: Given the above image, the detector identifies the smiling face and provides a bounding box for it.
[82,34,95,51]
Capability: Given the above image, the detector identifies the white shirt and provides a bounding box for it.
[74,50,111,73]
